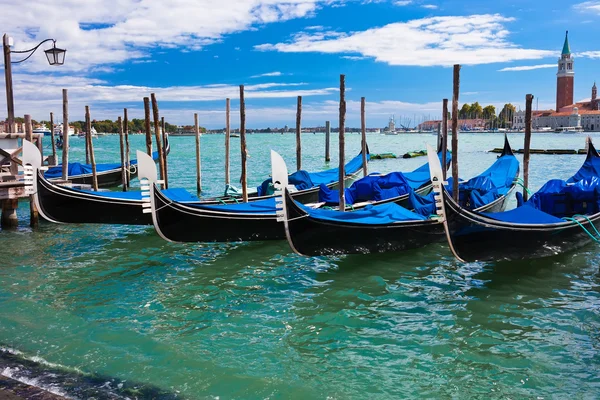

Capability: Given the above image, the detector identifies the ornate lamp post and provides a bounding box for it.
[3,34,66,133]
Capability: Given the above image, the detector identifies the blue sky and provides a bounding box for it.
[1,0,599,128]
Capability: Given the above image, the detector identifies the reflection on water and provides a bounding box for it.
[1,133,599,399]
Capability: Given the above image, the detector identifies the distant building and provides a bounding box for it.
[418,118,487,131]
[513,31,600,131]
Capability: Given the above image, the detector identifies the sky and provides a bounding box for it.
[1,0,599,129]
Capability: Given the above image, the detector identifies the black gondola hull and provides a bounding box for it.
[443,189,600,262]
[36,170,150,225]
[152,186,283,242]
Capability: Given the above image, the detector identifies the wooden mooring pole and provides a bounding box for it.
[86,106,98,191]
[151,93,166,189]
[339,74,346,211]
[62,89,69,181]
[143,97,152,156]
[451,65,460,201]
[225,98,231,185]
[25,115,38,227]
[161,116,168,189]
[118,116,126,191]
[325,120,331,162]
[195,113,201,194]
[240,85,248,203]
[49,112,57,165]
[296,95,302,171]
[123,108,130,189]
[361,96,367,177]
[523,94,534,202]
[442,98,448,180]
[84,108,90,164]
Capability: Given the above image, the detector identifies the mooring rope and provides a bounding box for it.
[562,215,600,243]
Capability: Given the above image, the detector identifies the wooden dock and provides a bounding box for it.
[489,148,586,155]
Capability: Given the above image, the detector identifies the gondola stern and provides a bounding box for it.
[501,133,515,157]
[586,136,599,160]
[22,140,60,224]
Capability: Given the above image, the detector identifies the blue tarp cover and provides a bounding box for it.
[44,150,161,179]
[190,197,277,214]
[483,204,564,224]
[257,151,369,196]
[318,151,451,205]
[300,202,427,225]
[71,187,198,202]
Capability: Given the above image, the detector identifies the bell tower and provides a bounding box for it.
[592,82,598,110]
[556,31,574,111]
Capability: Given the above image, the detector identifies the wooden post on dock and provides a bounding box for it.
[451,65,460,201]
[25,115,38,227]
[143,97,152,156]
[325,120,331,162]
[123,108,130,189]
[62,89,69,181]
[1,199,18,229]
[361,97,367,177]
[151,93,166,189]
[195,113,201,194]
[225,98,231,185]
[442,98,448,180]
[49,112,57,165]
[296,95,302,171]
[240,85,248,203]
[86,106,98,191]
[161,116,168,189]
[118,116,126,191]
[338,74,346,211]
[523,94,534,202]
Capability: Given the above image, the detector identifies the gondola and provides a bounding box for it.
[43,135,171,188]
[276,136,519,256]
[432,138,600,262]
[28,143,367,226]
[138,146,445,242]
[22,140,195,225]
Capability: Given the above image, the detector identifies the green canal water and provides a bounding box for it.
[0,132,599,399]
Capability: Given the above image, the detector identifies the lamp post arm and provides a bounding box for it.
[11,39,56,63]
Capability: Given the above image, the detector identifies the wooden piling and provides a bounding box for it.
[325,120,331,162]
[361,97,367,177]
[296,95,302,171]
[195,113,201,194]
[25,115,38,227]
[1,199,18,229]
[338,74,346,211]
[225,98,231,185]
[451,65,460,201]
[240,85,248,203]
[523,94,534,202]
[84,108,90,164]
[161,116,168,189]
[61,89,69,181]
[49,112,57,165]
[151,94,166,189]
[86,106,98,191]
[123,108,130,189]
[442,98,448,180]
[118,116,126,191]
[143,97,152,156]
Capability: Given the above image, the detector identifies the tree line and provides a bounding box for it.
[458,102,517,128]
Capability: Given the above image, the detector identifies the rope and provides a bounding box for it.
[515,178,532,195]
[573,214,600,238]
[562,216,600,243]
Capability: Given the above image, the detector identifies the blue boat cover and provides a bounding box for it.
[299,202,427,225]
[190,197,277,214]
[477,149,600,224]
[44,150,161,179]
[256,151,369,196]
[71,187,198,202]
[318,151,451,205]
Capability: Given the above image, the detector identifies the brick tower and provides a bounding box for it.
[556,31,574,111]
[592,82,598,110]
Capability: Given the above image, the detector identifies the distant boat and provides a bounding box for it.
[33,125,52,136]
[555,126,584,133]
[77,126,98,138]
[55,124,75,137]
[231,133,240,138]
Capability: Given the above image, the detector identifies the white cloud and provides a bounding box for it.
[341,55,368,60]
[498,64,556,71]
[578,51,600,58]
[394,0,413,5]
[574,1,600,14]
[422,4,438,9]
[0,0,345,72]
[251,71,284,78]
[255,14,556,66]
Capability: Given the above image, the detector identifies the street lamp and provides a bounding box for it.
[3,34,66,133]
